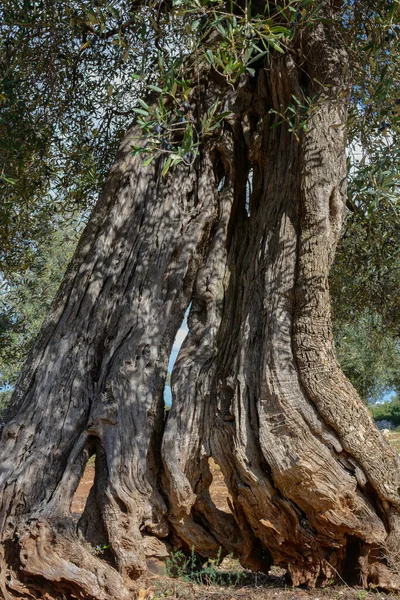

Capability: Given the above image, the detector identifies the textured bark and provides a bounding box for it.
[162,24,400,589]
[0,16,399,600]
[0,102,221,598]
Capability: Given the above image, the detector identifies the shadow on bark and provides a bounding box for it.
[0,21,400,600]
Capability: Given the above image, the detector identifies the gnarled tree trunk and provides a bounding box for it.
[162,23,400,590]
[0,16,399,600]
[0,79,224,598]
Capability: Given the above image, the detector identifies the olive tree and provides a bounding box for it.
[0,1,399,598]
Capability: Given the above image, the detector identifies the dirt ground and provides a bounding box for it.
[129,579,391,600]
[71,462,95,517]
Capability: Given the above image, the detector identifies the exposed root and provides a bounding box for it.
[384,541,400,578]
[374,536,400,591]
[8,518,132,600]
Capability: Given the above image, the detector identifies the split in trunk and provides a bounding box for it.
[0,18,399,600]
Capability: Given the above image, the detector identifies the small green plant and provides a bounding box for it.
[166,549,189,579]
[166,546,244,587]
[92,543,110,556]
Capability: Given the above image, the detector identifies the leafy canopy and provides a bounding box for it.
[0,0,399,402]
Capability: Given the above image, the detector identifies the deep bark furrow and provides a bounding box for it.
[294,92,400,506]
[0,114,221,596]
[161,127,260,562]
[164,26,400,589]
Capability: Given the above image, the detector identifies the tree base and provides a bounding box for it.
[1,516,400,599]
[2,518,131,600]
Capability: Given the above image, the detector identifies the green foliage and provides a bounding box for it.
[166,547,244,587]
[131,63,202,173]
[369,398,400,427]
[0,222,80,389]
[132,80,231,175]
[331,167,400,406]
[334,312,400,403]
[330,0,400,404]
[190,0,295,81]
[0,390,12,415]
[126,0,400,184]
[332,187,400,334]
[128,0,344,169]
[341,0,400,320]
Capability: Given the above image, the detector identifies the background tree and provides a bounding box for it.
[0,0,163,273]
[0,223,80,389]
[333,313,400,403]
